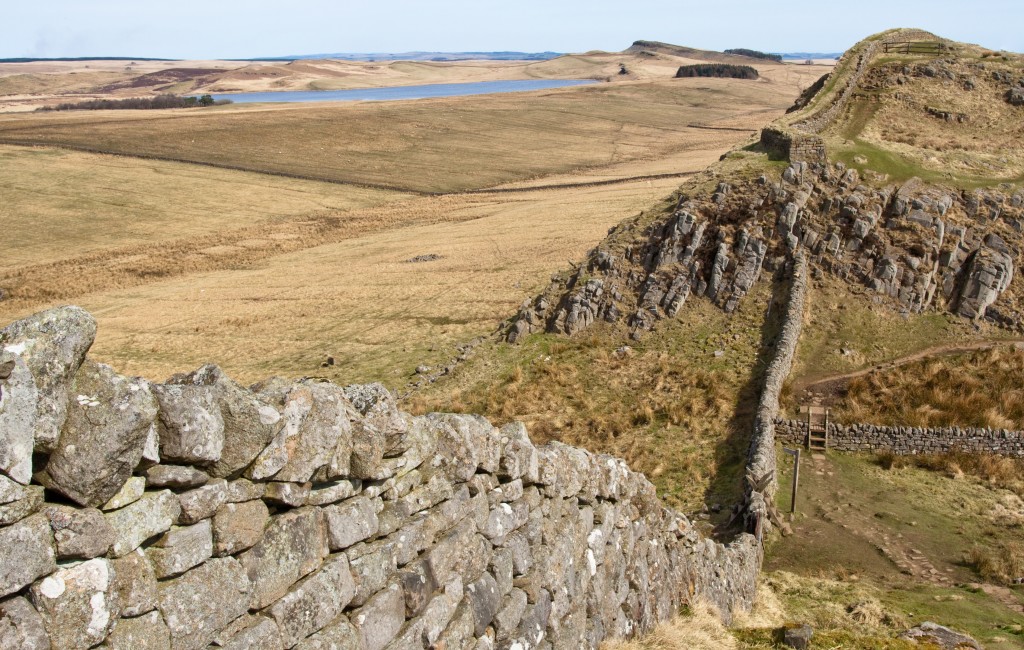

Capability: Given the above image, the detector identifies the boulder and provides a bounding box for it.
[954,235,1015,319]
[0,306,95,454]
[900,621,981,649]
[157,557,252,650]
[43,504,115,559]
[39,361,157,507]
[164,365,281,477]
[152,384,224,465]
[29,558,120,649]
[0,513,57,599]
[238,507,328,609]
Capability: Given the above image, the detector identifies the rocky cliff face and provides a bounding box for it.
[0,307,761,650]
[507,159,1023,344]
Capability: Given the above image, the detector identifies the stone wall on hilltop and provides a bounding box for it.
[0,306,762,650]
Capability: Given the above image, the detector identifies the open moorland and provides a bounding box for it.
[0,53,827,386]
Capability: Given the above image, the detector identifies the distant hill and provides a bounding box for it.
[260,51,562,62]
[777,52,843,60]
[626,40,783,65]
[0,56,173,63]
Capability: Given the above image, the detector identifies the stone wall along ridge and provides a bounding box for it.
[775,418,1024,457]
[0,306,762,650]
[743,253,808,535]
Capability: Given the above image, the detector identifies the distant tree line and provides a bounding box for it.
[724,48,783,63]
[675,64,759,80]
[37,94,231,112]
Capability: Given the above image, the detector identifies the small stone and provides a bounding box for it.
[111,549,159,617]
[212,500,270,557]
[101,476,146,511]
[225,478,265,503]
[263,481,311,508]
[105,490,181,557]
[294,614,360,650]
[783,623,813,649]
[44,504,115,559]
[144,465,209,490]
[176,478,228,525]
[0,485,44,525]
[306,479,361,506]
[216,614,283,650]
[146,520,213,579]
[268,556,356,647]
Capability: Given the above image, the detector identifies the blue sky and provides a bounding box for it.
[5,0,1021,59]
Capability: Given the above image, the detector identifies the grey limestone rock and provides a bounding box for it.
[350,583,405,650]
[0,513,57,599]
[152,384,225,465]
[0,305,96,455]
[467,572,502,637]
[0,596,50,650]
[263,481,311,508]
[144,465,210,490]
[103,610,171,650]
[900,621,980,649]
[145,520,213,579]
[954,234,1015,320]
[212,499,269,557]
[0,473,28,504]
[157,557,252,650]
[306,479,361,506]
[323,495,380,551]
[293,615,360,650]
[44,504,115,559]
[239,506,328,609]
[29,557,120,650]
[249,382,353,483]
[176,478,227,525]
[40,360,157,507]
[105,490,181,557]
[0,349,37,485]
[268,556,356,647]
[165,365,280,478]
[343,383,408,455]
[216,615,283,650]
[0,485,43,525]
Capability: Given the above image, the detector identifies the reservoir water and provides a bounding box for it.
[210,79,598,104]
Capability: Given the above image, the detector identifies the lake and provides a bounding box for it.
[210,79,598,104]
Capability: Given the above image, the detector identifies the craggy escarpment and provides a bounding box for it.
[0,307,761,650]
[507,159,1022,347]
[775,418,1024,457]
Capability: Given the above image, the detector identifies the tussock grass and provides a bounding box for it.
[600,601,737,650]
[839,346,1024,430]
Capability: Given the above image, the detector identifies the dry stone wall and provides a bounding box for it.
[775,418,1024,457]
[0,306,762,650]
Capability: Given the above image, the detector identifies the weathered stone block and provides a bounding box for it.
[293,614,360,650]
[146,520,213,579]
[239,507,328,609]
[111,549,159,617]
[30,558,119,649]
[0,485,43,525]
[106,490,181,558]
[101,476,146,511]
[324,496,380,551]
[306,479,361,506]
[467,572,501,637]
[0,305,95,455]
[225,478,265,503]
[216,614,283,650]
[165,365,281,478]
[0,596,50,650]
[263,481,310,508]
[0,513,56,599]
[44,504,115,559]
[40,361,157,507]
[152,384,224,465]
[351,583,405,650]
[176,478,227,525]
[212,499,269,557]
[0,349,37,485]
[268,555,356,647]
[144,465,210,490]
[157,557,252,650]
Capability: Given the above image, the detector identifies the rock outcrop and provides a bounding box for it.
[0,307,763,649]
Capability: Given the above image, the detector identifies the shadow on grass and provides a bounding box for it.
[702,266,791,539]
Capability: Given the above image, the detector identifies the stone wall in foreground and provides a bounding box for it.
[0,306,761,650]
[775,418,1024,457]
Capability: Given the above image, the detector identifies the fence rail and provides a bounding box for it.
[883,41,946,55]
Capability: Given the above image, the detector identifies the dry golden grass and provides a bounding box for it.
[600,601,738,650]
[0,144,411,269]
[0,72,823,193]
[966,541,1024,586]
[837,346,1024,429]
